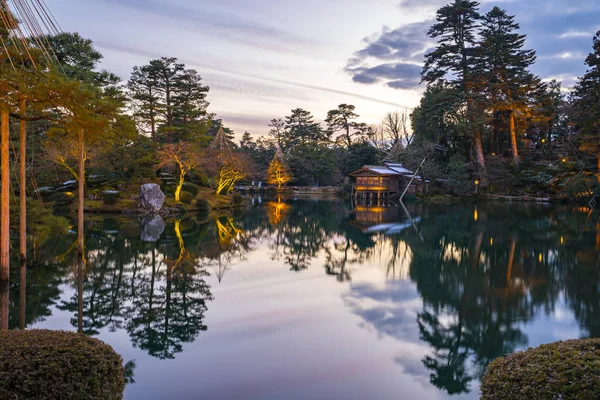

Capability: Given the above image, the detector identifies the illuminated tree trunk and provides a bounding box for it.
[77,129,85,256]
[19,99,27,264]
[509,111,519,166]
[174,171,184,203]
[1,108,10,281]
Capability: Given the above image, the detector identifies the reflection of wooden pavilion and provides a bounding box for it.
[352,205,400,232]
[349,163,424,202]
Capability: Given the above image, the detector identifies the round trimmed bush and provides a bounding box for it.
[0,330,125,400]
[49,191,76,206]
[181,182,200,197]
[481,339,600,400]
[196,198,209,213]
[102,190,120,205]
[179,190,194,204]
[232,193,244,207]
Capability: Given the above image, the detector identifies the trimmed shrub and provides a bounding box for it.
[232,193,244,207]
[196,198,209,213]
[102,190,120,205]
[181,182,200,197]
[0,330,125,400]
[49,191,76,206]
[180,191,194,204]
[481,339,600,400]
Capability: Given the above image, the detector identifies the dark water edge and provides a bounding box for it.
[2,198,599,400]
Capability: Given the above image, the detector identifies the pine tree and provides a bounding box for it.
[478,7,538,166]
[267,147,292,189]
[573,31,600,179]
[128,64,162,141]
[325,104,359,150]
[422,0,488,183]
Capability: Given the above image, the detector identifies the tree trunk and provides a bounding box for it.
[473,131,488,186]
[509,111,519,166]
[174,171,184,203]
[1,108,10,281]
[0,278,7,330]
[19,258,26,329]
[19,100,27,264]
[77,256,83,333]
[597,152,600,183]
[77,129,85,256]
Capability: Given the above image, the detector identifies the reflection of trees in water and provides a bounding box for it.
[5,201,600,388]
[345,203,600,396]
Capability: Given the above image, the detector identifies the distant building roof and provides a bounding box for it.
[349,162,416,177]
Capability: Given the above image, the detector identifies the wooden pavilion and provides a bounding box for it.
[349,162,424,202]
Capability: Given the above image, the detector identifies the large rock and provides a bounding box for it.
[140,215,165,242]
[140,184,165,213]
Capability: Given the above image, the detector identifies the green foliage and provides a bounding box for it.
[481,339,600,400]
[180,191,194,204]
[10,199,69,246]
[49,191,76,206]
[557,174,597,199]
[0,330,125,400]
[447,153,470,195]
[102,190,120,205]
[181,182,200,197]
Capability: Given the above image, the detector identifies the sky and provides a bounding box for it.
[48,0,600,138]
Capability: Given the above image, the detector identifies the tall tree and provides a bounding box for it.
[325,104,359,150]
[128,64,162,141]
[573,30,600,180]
[422,0,488,184]
[478,7,537,166]
[268,118,285,147]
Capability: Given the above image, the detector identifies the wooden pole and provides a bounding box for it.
[1,108,10,281]
[19,99,26,264]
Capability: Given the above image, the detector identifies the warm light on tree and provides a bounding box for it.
[157,142,200,203]
[267,147,292,189]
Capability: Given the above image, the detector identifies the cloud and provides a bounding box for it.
[345,21,433,91]
[95,0,313,52]
[96,41,414,109]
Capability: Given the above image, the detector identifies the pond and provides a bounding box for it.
[3,197,600,399]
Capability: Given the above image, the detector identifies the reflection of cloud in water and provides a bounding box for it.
[343,281,438,386]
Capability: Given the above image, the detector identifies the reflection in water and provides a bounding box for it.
[2,199,599,398]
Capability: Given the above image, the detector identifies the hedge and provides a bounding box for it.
[481,338,600,400]
[181,182,200,197]
[0,330,125,400]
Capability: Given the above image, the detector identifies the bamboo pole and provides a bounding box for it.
[1,108,10,281]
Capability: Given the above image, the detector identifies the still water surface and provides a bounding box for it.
[6,198,600,399]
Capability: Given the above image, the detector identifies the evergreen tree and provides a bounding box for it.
[478,7,538,165]
[283,108,329,150]
[128,57,209,143]
[128,65,163,141]
[422,0,488,183]
[573,31,600,179]
[325,104,359,150]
